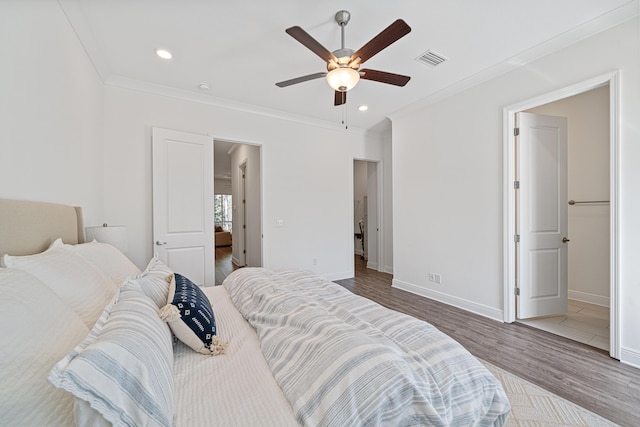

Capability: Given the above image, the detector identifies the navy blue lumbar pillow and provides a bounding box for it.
[159,273,227,355]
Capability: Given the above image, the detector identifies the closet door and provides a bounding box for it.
[516,112,569,319]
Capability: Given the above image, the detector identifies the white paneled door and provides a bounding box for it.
[516,112,569,319]
[152,128,214,287]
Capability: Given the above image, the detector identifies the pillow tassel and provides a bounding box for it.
[208,337,229,356]
[158,304,181,322]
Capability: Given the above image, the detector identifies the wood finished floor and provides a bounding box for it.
[215,245,238,285]
[335,256,640,427]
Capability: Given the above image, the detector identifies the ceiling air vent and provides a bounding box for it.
[416,49,447,67]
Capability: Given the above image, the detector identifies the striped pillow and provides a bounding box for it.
[125,257,173,308]
[49,282,174,427]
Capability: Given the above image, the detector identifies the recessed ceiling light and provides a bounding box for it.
[358,105,368,112]
[198,82,210,90]
[156,48,173,60]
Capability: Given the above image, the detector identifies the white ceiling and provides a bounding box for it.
[59,0,635,130]
[214,140,234,180]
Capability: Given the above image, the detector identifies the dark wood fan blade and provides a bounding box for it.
[276,72,327,88]
[351,19,411,64]
[334,90,346,106]
[286,26,337,63]
[360,69,411,86]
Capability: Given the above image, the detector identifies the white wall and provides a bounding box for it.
[0,1,388,283]
[382,124,394,274]
[102,84,382,280]
[366,161,379,269]
[392,18,640,367]
[0,1,104,226]
[527,86,610,306]
[214,178,232,195]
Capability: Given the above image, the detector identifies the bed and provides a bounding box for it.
[0,198,510,426]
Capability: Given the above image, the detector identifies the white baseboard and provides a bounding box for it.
[383,265,393,274]
[620,347,640,369]
[324,270,354,282]
[392,279,504,322]
[568,290,610,307]
[367,261,378,270]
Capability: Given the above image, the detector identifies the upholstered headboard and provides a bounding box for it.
[0,198,84,256]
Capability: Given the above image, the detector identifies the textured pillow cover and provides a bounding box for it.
[0,268,89,427]
[49,282,174,427]
[125,257,174,309]
[66,240,141,286]
[159,273,227,355]
[1,238,117,328]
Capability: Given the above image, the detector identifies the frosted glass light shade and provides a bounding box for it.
[326,67,360,92]
[85,224,128,253]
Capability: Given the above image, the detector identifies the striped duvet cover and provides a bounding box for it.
[224,268,511,427]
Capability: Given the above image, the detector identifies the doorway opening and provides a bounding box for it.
[214,139,262,285]
[353,159,382,277]
[503,72,620,358]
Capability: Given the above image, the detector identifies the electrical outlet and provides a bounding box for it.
[434,274,442,284]
[428,273,436,282]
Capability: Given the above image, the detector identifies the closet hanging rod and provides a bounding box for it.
[568,199,610,205]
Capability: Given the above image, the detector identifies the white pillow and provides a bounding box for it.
[0,268,89,427]
[49,282,175,427]
[125,257,174,309]
[1,238,117,328]
[66,239,141,286]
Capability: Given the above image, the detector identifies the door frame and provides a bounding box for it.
[502,71,620,359]
[238,161,247,267]
[352,158,384,273]
[211,135,264,269]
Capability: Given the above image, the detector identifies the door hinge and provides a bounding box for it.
[514,127,520,136]
[514,234,520,243]
[515,287,520,296]
[514,180,520,189]
[243,249,246,254]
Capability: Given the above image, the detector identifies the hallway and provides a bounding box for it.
[215,246,238,285]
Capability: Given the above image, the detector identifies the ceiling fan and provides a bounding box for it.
[275,10,411,106]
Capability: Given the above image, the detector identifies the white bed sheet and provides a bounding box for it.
[173,285,298,427]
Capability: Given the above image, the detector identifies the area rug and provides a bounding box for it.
[481,361,618,426]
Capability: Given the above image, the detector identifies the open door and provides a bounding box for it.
[152,127,214,286]
[516,112,569,319]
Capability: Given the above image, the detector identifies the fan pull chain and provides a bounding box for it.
[342,103,348,129]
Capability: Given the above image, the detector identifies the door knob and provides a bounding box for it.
[155,240,167,246]
[562,237,570,243]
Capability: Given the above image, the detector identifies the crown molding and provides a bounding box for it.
[389,1,638,121]
[105,75,367,135]
[58,0,111,82]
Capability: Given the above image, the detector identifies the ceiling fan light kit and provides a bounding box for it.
[276,10,411,107]
[326,67,360,92]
